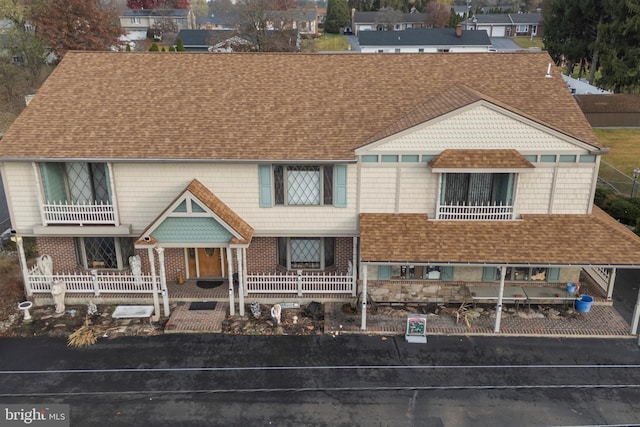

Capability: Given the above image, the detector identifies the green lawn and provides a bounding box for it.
[512,36,544,50]
[307,32,351,51]
[595,128,640,175]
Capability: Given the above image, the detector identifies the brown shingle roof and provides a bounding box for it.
[0,51,599,161]
[429,149,534,169]
[137,179,253,245]
[359,207,640,266]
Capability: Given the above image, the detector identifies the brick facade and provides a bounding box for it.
[36,237,81,272]
[246,236,355,274]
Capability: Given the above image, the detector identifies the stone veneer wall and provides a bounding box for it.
[365,280,469,303]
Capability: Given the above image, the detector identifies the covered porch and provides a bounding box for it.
[358,207,640,334]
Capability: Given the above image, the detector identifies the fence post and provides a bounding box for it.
[297,270,303,296]
[91,269,100,297]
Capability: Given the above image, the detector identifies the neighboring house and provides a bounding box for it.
[575,94,640,128]
[198,10,318,37]
[119,8,196,41]
[197,13,243,31]
[177,29,286,52]
[463,13,542,38]
[358,26,492,53]
[2,52,640,331]
[352,10,427,35]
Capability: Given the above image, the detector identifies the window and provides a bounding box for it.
[418,48,424,53]
[580,155,596,163]
[441,173,514,206]
[40,162,111,204]
[361,155,378,163]
[504,267,548,281]
[559,155,577,163]
[540,155,556,163]
[516,25,528,32]
[437,48,450,53]
[402,155,419,163]
[394,48,401,53]
[523,155,538,163]
[277,237,335,270]
[381,155,399,163]
[377,49,384,53]
[75,237,134,270]
[131,17,141,24]
[274,165,333,206]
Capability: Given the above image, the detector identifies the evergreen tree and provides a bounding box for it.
[325,0,350,34]
[176,37,185,51]
[597,0,640,92]
[149,42,160,51]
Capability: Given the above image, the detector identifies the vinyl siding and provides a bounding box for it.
[2,162,41,230]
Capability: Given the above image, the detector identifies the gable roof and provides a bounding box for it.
[360,207,640,266]
[357,28,491,47]
[466,13,542,25]
[0,51,600,162]
[138,179,254,246]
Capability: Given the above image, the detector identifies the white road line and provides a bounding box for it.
[1,383,640,398]
[1,364,640,375]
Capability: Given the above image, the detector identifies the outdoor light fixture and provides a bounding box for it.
[632,168,640,199]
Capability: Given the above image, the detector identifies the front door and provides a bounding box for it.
[188,247,225,278]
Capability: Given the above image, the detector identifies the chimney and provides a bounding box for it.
[455,24,462,37]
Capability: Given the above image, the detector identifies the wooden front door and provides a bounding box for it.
[188,248,225,278]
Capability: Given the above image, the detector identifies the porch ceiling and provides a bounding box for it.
[359,206,640,267]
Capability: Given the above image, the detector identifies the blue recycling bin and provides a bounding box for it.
[575,295,593,313]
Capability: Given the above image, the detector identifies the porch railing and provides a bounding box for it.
[437,202,513,220]
[27,269,155,297]
[246,270,355,296]
[43,201,116,225]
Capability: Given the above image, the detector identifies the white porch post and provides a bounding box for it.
[242,247,248,297]
[226,246,235,316]
[236,247,245,316]
[360,264,368,330]
[493,266,507,333]
[606,268,617,300]
[352,236,358,297]
[14,236,31,297]
[631,280,640,335]
[155,247,170,317]
[147,247,160,322]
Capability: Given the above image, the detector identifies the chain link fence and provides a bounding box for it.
[598,160,639,198]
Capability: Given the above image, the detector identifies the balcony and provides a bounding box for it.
[437,202,514,221]
[43,201,116,226]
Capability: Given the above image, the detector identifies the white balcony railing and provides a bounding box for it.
[437,202,514,220]
[43,201,116,225]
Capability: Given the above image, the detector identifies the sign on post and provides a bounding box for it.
[405,314,427,344]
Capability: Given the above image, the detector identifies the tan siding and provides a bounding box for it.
[517,169,554,214]
[113,162,358,235]
[359,166,398,213]
[3,162,40,231]
[397,166,436,215]
[552,167,595,214]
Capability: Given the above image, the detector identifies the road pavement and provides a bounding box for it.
[1,334,640,426]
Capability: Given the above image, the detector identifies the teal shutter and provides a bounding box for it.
[378,265,391,280]
[258,165,272,208]
[441,266,454,281]
[334,165,347,208]
[482,267,496,282]
[39,163,67,203]
[547,268,560,283]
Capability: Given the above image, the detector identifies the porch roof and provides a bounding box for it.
[428,149,534,170]
[136,179,254,246]
[359,207,640,267]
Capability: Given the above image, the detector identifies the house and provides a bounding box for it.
[463,13,542,38]
[2,51,640,332]
[352,10,427,35]
[119,8,196,40]
[198,9,318,37]
[176,29,299,52]
[575,94,640,128]
[357,26,492,53]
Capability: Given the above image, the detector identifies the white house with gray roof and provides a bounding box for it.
[358,26,493,53]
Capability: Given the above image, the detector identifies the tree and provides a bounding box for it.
[148,15,179,41]
[596,0,640,92]
[235,0,300,51]
[424,2,451,28]
[542,0,605,82]
[192,0,209,18]
[149,42,160,51]
[325,0,350,33]
[31,0,124,59]
[176,37,185,51]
